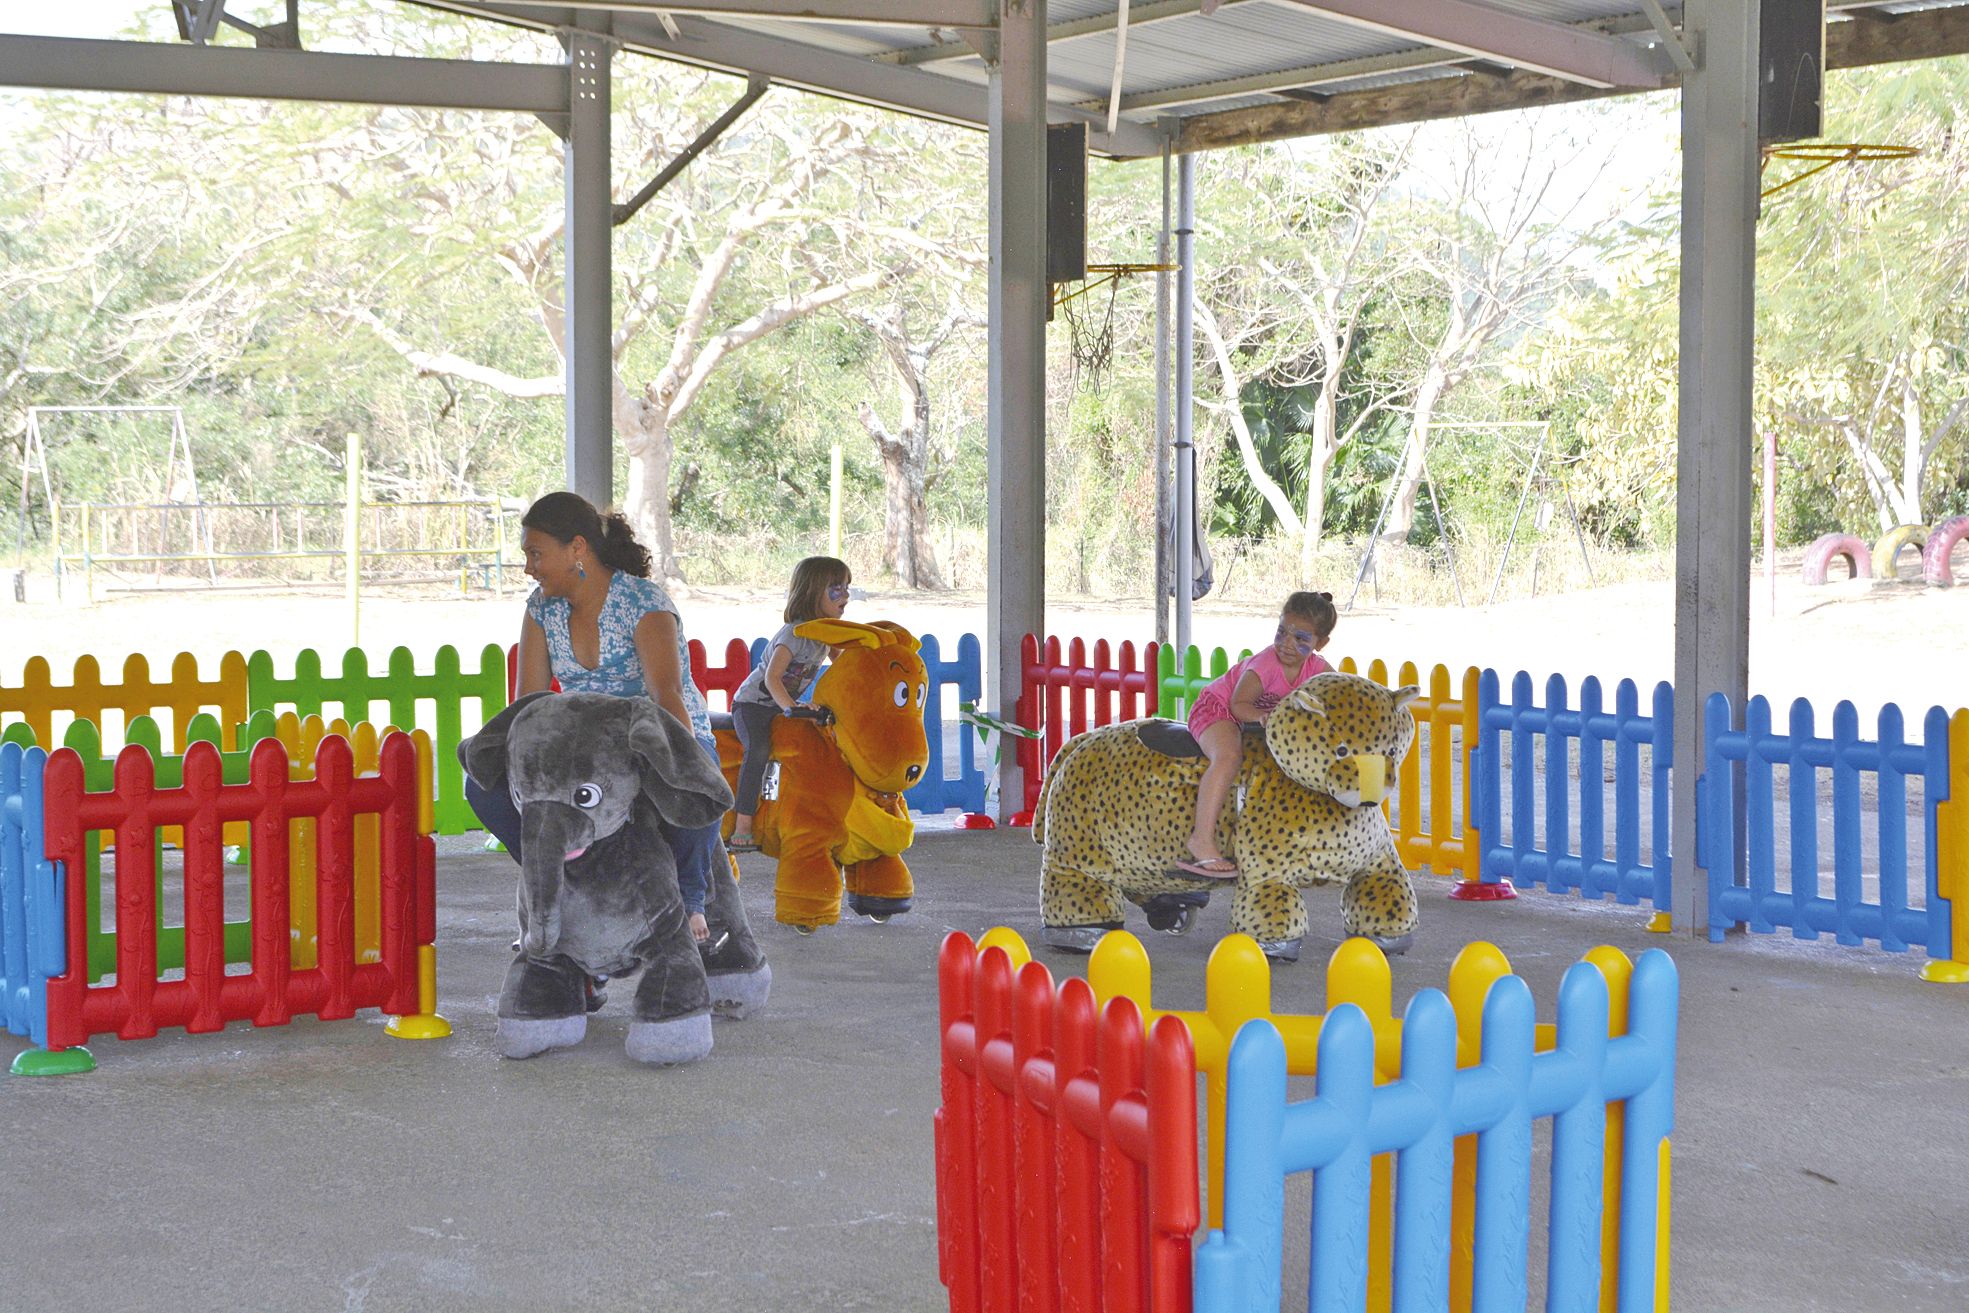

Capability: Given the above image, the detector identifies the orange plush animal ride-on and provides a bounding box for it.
[715,620,931,932]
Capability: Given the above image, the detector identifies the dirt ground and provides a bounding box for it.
[3,566,1964,725]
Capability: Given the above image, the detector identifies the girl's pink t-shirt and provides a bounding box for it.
[1189,645,1331,733]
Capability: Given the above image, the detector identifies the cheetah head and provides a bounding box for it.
[1264,672,1419,808]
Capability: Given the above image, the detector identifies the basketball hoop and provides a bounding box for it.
[1760,142,1918,199]
[1053,261,1175,391]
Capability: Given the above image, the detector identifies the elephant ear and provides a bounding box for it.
[463,691,554,792]
[628,700,735,830]
[793,618,887,650]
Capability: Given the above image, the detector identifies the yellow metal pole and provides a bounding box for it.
[828,441,844,558]
[344,433,361,647]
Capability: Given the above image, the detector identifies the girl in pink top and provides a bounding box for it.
[1177,591,1338,878]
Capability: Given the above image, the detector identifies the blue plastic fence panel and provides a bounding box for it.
[904,632,986,817]
[1194,951,1678,1313]
[1475,670,1673,907]
[1700,693,1948,954]
[750,631,986,817]
[0,741,64,1046]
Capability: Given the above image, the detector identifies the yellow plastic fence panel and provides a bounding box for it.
[1082,929,1641,1313]
[0,650,249,753]
[1337,658,1482,881]
[272,713,434,968]
[1920,709,1969,984]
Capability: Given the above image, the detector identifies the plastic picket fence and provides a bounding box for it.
[1700,693,1950,955]
[1475,670,1674,910]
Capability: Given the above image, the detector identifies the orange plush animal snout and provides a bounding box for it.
[796,619,931,796]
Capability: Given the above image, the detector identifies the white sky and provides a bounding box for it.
[2,1,150,38]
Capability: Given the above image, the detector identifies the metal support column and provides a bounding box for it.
[563,29,614,508]
[986,0,1048,820]
[1173,152,1197,660]
[1671,0,1759,934]
[1153,138,1173,646]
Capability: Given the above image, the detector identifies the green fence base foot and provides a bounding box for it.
[11,1046,96,1077]
[483,836,506,853]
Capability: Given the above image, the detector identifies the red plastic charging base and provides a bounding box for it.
[957,813,997,830]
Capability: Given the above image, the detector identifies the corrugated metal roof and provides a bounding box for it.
[403,2,1969,151]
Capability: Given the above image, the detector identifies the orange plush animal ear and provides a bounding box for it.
[794,619,888,650]
[794,619,920,653]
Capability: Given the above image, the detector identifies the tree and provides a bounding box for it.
[1380,116,1619,540]
[851,297,980,589]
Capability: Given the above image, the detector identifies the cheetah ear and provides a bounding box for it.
[1391,685,1421,713]
[1285,682,1325,719]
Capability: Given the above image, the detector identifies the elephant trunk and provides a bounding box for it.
[518,800,587,958]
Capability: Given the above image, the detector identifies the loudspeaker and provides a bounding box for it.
[1759,0,1824,144]
[1047,122,1087,286]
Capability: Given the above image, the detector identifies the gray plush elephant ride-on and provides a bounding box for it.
[464,691,772,1064]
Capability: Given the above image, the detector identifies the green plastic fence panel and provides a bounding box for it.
[1155,644,1251,718]
[245,643,506,835]
[0,722,35,748]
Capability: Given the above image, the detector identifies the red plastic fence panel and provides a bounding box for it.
[936,931,1198,1313]
[40,732,428,1051]
[505,643,563,699]
[1015,636,1161,822]
[689,638,753,713]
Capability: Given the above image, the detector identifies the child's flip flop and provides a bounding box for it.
[1171,850,1239,880]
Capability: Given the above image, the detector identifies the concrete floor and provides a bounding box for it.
[3,826,1967,1312]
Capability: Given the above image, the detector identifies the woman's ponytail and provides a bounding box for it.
[521,492,653,578]
[595,511,653,578]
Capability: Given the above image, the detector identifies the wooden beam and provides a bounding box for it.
[1176,4,1969,153]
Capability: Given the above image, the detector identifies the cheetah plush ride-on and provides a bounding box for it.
[1032,671,1420,962]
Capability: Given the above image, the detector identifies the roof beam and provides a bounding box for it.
[0,33,569,112]
[442,1,1166,155]
[1084,10,1671,115]
[1176,2,1969,153]
[1273,0,1669,89]
[531,0,995,25]
[881,0,1258,67]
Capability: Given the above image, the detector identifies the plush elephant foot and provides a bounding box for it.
[847,893,912,922]
[1041,923,1123,954]
[626,1011,714,1065]
[707,962,772,1019]
[1144,891,1210,936]
[1255,937,1303,963]
[496,1014,588,1059]
[585,976,609,1013]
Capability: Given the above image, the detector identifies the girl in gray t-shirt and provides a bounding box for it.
[727,556,851,851]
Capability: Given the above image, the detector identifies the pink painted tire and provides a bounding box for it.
[1921,515,1969,588]
[1801,532,1872,586]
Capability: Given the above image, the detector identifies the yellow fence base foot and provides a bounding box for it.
[386,1012,454,1040]
[1645,912,1673,934]
[1917,959,1969,984]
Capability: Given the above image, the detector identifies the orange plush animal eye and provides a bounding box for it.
[893,680,909,708]
[916,684,926,708]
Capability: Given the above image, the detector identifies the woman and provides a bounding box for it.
[466,491,720,945]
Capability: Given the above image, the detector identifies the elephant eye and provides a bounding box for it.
[510,784,524,809]
[573,783,603,809]
[893,680,909,708]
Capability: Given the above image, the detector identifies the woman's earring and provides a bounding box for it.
[577,560,587,579]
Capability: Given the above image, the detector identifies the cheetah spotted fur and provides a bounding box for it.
[1031,672,1421,951]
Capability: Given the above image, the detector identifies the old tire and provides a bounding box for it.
[1922,515,1969,587]
[1801,532,1872,586]
[1872,524,1929,580]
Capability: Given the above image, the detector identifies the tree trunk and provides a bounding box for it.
[859,394,946,591]
[1385,365,1448,541]
[621,402,679,579]
[1297,378,1339,582]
